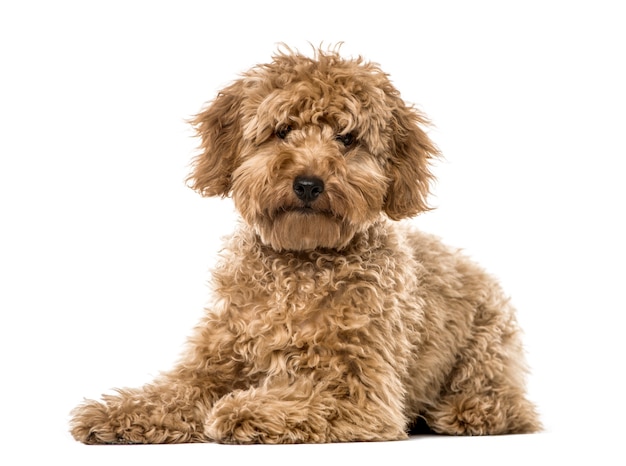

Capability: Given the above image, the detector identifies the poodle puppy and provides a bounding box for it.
[70,47,540,444]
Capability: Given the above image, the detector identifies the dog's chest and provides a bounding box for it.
[214,242,405,357]
[231,254,382,330]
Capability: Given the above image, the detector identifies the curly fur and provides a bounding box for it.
[70,46,540,444]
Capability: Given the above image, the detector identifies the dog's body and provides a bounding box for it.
[70,48,540,444]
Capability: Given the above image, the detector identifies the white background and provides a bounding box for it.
[1,1,624,464]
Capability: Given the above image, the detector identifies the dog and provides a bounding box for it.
[70,46,540,444]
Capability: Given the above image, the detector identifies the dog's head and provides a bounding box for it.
[188,47,438,251]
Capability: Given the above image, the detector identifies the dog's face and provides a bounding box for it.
[188,49,438,251]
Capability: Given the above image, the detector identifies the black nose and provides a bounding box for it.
[293,176,325,203]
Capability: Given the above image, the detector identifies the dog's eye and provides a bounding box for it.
[275,126,292,140]
[336,132,355,147]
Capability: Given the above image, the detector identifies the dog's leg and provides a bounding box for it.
[205,371,408,444]
[69,372,217,444]
[422,300,541,435]
[424,384,540,436]
[70,319,242,444]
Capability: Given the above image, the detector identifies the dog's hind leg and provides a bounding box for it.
[422,300,541,435]
[423,384,540,435]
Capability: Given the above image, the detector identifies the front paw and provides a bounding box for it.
[70,398,172,444]
[206,391,319,444]
[70,399,133,444]
[70,390,207,444]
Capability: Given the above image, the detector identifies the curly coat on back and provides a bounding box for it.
[70,47,540,444]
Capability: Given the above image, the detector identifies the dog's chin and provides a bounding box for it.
[256,210,359,252]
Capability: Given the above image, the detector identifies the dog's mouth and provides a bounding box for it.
[257,204,356,251]
[275,206,339,219]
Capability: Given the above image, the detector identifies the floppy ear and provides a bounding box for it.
[187,80,244,197]
[384,100,438,220]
